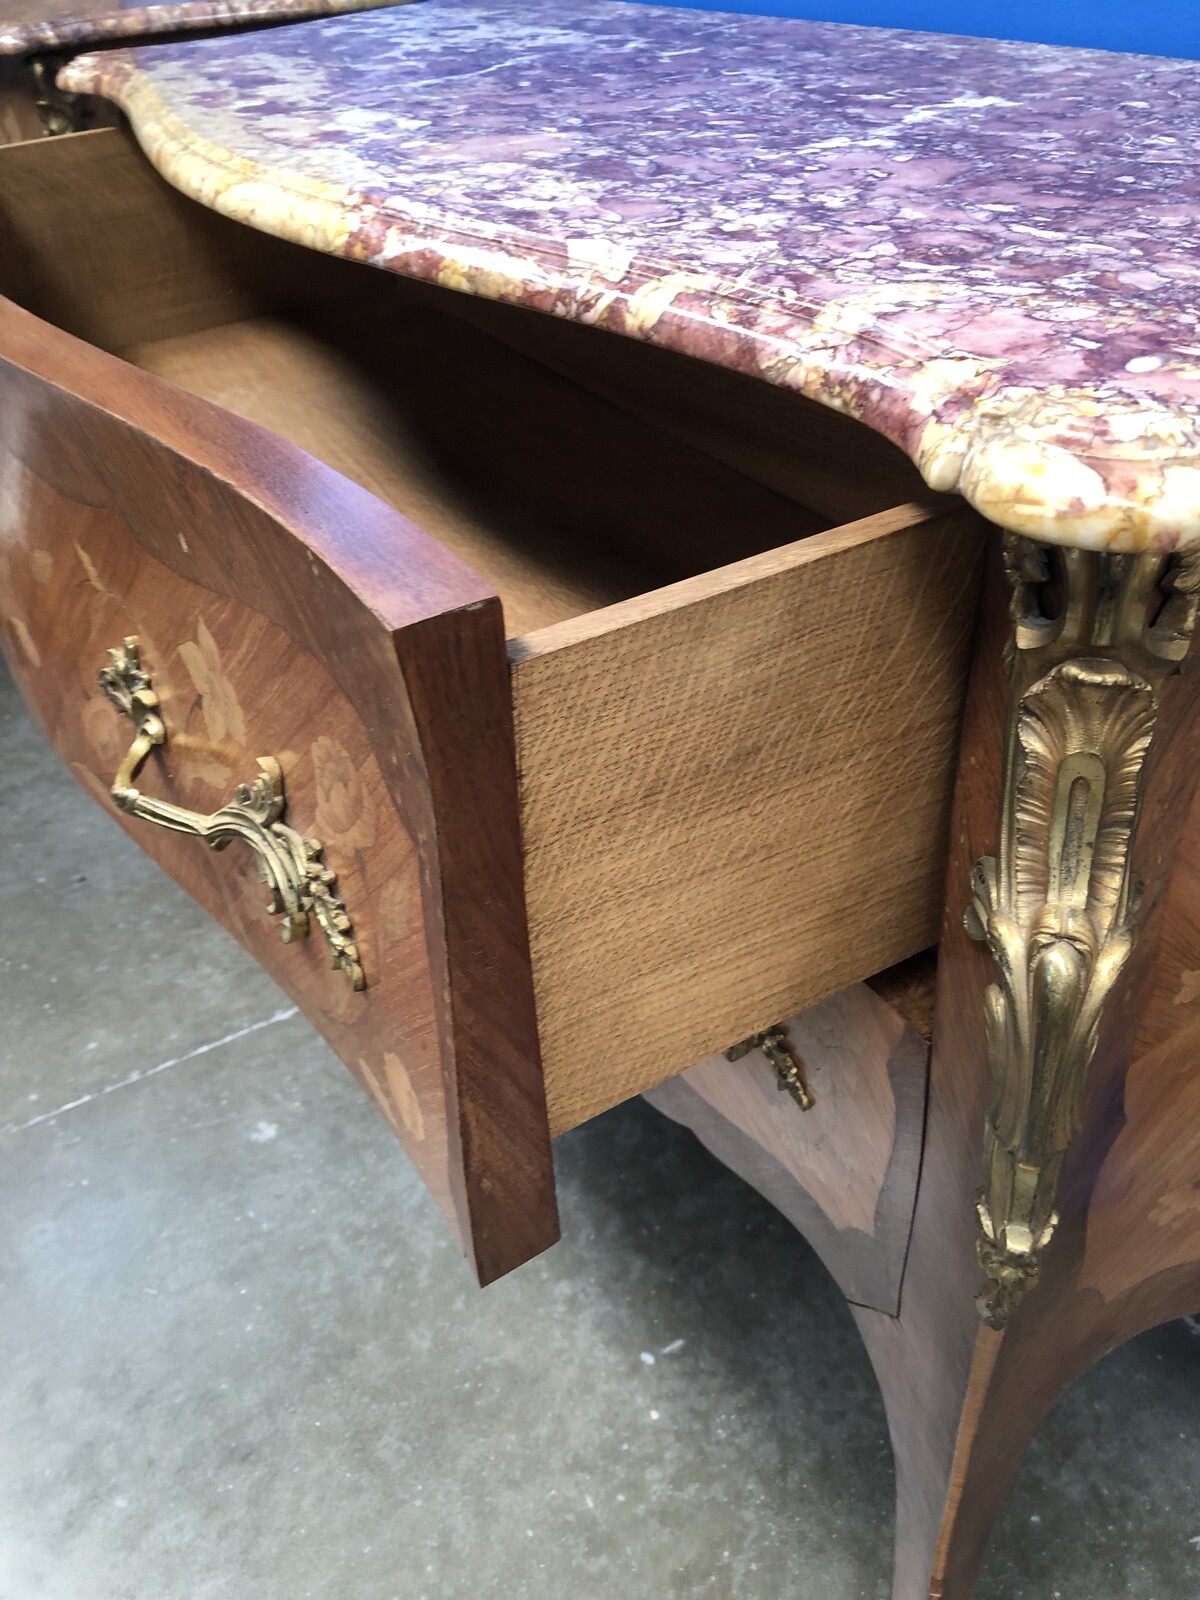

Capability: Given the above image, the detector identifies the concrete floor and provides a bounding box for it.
[1,657,1198,1600]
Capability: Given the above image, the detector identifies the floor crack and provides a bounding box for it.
[3,1006,300,1134]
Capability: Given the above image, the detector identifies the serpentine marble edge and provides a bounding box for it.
[58,0,1200,550]
[0,0,408,57]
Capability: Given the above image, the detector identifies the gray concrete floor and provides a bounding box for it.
[1,657,1198,1600]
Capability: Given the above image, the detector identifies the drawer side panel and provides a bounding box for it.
[513,504,984,1134]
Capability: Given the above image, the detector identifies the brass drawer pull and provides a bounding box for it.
[99,637,365,990]
[726,1024,815,1110]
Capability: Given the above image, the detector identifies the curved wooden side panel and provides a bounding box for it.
[852,538,1200,1600]
[645,972,931,1314]
[0,295,558,1284]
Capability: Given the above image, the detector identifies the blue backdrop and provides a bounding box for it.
[630,0,1200,59]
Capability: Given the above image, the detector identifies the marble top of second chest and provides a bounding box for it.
[59,0,1200,551]
[0,0,406,59]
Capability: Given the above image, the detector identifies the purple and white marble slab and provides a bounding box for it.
[59,0,1200,549]
[0,0,406,60]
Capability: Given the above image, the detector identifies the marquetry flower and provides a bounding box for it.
[80,686,123,764]
[358,1053,425,1142]
[177,619,246,747]
[379,874,417,945]
[311,735,376,852]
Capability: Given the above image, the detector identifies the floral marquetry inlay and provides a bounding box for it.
[311,734,376,853]
[358,1051,426,1142]
[178,618,247,748]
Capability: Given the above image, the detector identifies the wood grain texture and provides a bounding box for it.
[118,302,831,637]
[0,293,557,1285]
[849,536,1200,1599]
[1129,769,1200,1059]
[0,125,356,346]
[869,950,938,1041]
[120,314,638,636]
[913,544,1200,1600]
[0,60,44,145]
[836,544,1059,1600]
[2,120,979,1265]
[515,502,986,1134]
[1079,1012,1200,1302]
[3,129,853,638]
[1,129,955,578]
[645,974,930,1313]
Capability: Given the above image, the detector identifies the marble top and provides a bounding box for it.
[0,0,405,59]
[59,0,1200,550]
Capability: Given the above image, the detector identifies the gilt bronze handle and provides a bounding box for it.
[99,637,364,990]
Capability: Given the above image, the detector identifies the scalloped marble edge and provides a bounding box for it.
[57,47,1200,553]
[0,0,408,59]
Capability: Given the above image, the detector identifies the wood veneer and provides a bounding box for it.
[648,545,1200,1597]
[852,542,1200,1599]
[4,93,1198,1600]
[118,304,831,638]
[2,121,991,1288]
[516,502,983,1131]
[2,120,992,1177]
[109,310,988,1146]
[0,292,558,1285]
[646,970,931,1314]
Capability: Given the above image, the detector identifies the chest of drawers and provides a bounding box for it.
[1,108,985,1279]
[3,5,1199,1595]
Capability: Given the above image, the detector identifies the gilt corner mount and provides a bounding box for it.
[965,536,1200,1328]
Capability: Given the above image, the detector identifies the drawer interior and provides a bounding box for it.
[115,296,832,638]
[1,125,985,1134]
[0,125,943,641]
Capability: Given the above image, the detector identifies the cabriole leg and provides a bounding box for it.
[856,529,1200,1600]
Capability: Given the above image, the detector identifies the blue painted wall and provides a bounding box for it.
[632,0,1200,59]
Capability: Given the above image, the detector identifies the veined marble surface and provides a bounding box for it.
[59,0,1200,550]
[0,0,406,59]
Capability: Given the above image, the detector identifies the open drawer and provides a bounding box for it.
[0,125,986,1280]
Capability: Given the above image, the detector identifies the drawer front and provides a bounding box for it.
[0,296,557,1285]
